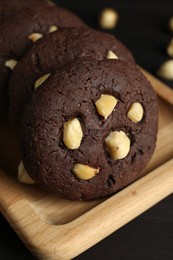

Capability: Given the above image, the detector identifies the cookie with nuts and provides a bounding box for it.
[0,5,85,119]
[9,27,135,127]
[19,58,158,200]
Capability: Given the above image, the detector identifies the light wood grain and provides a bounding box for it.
[141,68,173,106]
[0,72,173,259]
[0,158,173,260]
[142,121,173,174]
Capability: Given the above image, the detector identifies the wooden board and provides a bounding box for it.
[0,71,173,260]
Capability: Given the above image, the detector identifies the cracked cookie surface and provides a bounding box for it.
[9,27,134,127]
[0,4,85,118]
[19,58,158,200]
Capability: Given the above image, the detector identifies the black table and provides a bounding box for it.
[0,1,173,259]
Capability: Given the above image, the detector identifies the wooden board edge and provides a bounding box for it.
[141,68,173,106]
[0,69,173,259]
[0,159,173,260]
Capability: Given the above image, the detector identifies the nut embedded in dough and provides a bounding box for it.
[63,118,83,149]
[28,32,43,42]
[18,161,36,184]
[106,50,118,59]
[5,59,18,70]
[95,94,118,120]
[105,130,130,160]
[127,102,144,123]
[73,164,100,180]
[49,25,58,33]
[34,73,51,89]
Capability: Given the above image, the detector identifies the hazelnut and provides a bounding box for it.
[99,7,119,29]
[18,161,36,184]
[28,33,43,42]
[49,25,58,33]
[167,39,173,57]
[168,16,173,32]
[73,164,99,180]
[106,50,118,59]
[95,94,118,120]
[105,131,130,160]
[63,118,83,149]
[127,102,144,123]
[5,59,17,70]
[34,73,50,89]
[157,59,173,80]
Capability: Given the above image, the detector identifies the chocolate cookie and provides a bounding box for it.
[0,0,54,25]
[19,58,158,200]
[0,5,85,118]
[9,27,135,127]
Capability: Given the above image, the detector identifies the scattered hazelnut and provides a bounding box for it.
[99,7,119,29]
[5,59,17,70]
[63,118,83,149]
[73,164,99,180]
[105,130,130,160]
[157,59,173,80]
[18,161,36,184]
[127,102,144,123]
[168,16,173,32]
[28,33,43,42]
[167,39,173,57]
[95,94,118,120]
[49,25,58,33]
[106,50,118,59]
[34,73,50,89]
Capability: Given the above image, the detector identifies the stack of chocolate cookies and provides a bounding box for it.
[0,0,158,200]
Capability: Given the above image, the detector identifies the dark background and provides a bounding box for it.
[0,0,173,259]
